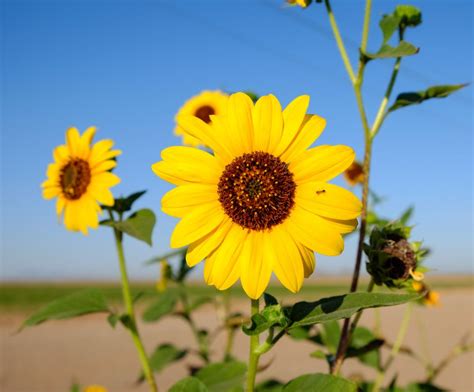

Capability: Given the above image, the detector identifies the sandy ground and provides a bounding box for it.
[1,289,473,392]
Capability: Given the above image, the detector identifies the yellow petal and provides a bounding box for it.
[176,115,234,162]
[227,92,254,153]
[162,184,217,218]
[252,94,283,153]
[89,172,121,188]
[89,140,115,166]
[152,147,222,185]
[319,216,358,234]
[208,224,247,291]
[267,226,304,293]
[285,206,344,256]
[290,145,355,184]
[88,185,114,206]
[170,201,226,248]
[296,242,316,278]
[56,197,66,216]
[53,145,69,164]
[280,114,326,162]
[91,159,117,174]
[186,218,233,267]
[81,126,97,147]
[274,95,310,156]
[42,186,61,200]
[240,231,272,299]
[296,181,362,220]
[66,127,81,157]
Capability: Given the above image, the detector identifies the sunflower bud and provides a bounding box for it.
[365,223,421,288]
[286,0,312,8]
[343,161,364,186]
[156,259,172,292]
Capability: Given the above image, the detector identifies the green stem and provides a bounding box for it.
[110,212,158,392]
[246,298,260,392]
[360,0,372,53]
[373,303,413,392]
[323,0,356,84]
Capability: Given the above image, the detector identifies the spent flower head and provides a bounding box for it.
[41,127,121,235]
[153,92,361,299]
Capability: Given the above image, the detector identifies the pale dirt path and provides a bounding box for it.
[1,290,473,392]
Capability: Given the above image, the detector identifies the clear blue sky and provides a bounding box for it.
[1,0,472,281]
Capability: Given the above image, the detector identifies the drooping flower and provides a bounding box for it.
[174,90,229,146]
[343,161,364,186]
[287,0,312,8]
[412,281,440,307]
[41,127,121,235]
[153,93,361,299]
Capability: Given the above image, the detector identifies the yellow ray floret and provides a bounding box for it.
[153,93,361,299]
[41,127,121,235]
[174,90,229,146]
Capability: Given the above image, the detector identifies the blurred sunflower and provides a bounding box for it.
[174,90,229,146]
[84,386,108,392]
[412,281,440,306]
[153,93,361,299]
[287,0,311,8]
[343,161,364,186]
[41,127,121,235]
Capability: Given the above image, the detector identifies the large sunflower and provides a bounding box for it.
[174,90,229,146]
[153,93,361,299]
[42,127,121,235]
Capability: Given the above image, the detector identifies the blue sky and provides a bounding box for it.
[1,0,472,282]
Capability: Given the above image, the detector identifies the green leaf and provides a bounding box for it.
[104,190,147,213]
[138,343,187,382]
[283,374,357,392]
[142,288,179,322]
[22,288,109,328]
[405,383,447,392]
[346,327,383,369]
[319,321,340,354]
[70,383,81,392]
[188,296,214,312]
[380,14,401,44]
[365,41,419,59]
[145,248,187,265]
[256,379,284,392]
[289,292,418,328]
[195,361,247,392]
[102,208,156,246]
[388,84,468,112]
[309,350,327,360]
[399,206,414,225]
[169,377,209,392]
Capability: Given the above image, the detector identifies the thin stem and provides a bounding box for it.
[360,0,372,53]
[246,298,260,392]
[371,57,401,137]
[110,211,158,392]
[222,290,235,361]
[373,303,413,392]
[324,0,356,84]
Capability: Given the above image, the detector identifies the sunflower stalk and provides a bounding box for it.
[246,298,261,392]
[109,211,158,392]
[323,0,404,374]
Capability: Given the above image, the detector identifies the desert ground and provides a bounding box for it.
[1,282,473,392]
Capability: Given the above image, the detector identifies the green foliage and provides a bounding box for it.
[256,379,284,392]
[142,288,180,322]
[388,84,468,112]
[365,41,418,60]
[283,373,357,392]
[104,190,147,214]
[404,383,447,392]
[22,288,110,328]
[169,377,209,392]
[194,361,247,392]
[289,292,418,328]
[102,209,156,246]
[346,327,383,369]
[379,5,422,44]
[319,321,341,353]
[137,343,187,382]
[69,383,81,392]
[243,293,289,336]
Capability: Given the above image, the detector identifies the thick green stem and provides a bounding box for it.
[110,213,158,392]
[324,0,356,84]
[373,303,413,392]
[360,0,372,53]
[246,298,260,392]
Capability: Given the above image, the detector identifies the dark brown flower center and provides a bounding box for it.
[194,105,215,123]
[60,159,91,200]
[218,151,296,231]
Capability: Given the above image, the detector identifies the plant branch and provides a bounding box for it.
[246,298,260,392]
[324,0,356,84]
[110,211,158,392]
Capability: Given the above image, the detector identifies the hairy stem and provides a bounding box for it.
[110,212,158,392]
[373,303,413,392]
[246,298,260,392]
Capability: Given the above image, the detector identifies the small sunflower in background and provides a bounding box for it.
[343,161,364,186]
[84,386,108,392]
[41,127,121,235]
[412,281,441,307]
[174,90,229,146]
[153,93,361,299]
[286,0,312,8]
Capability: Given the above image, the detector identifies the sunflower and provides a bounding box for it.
[153,93,361,299]
[84,386,108,392]
[343,161,364,186]
[174,90,229,146]
[41,127,121,235]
